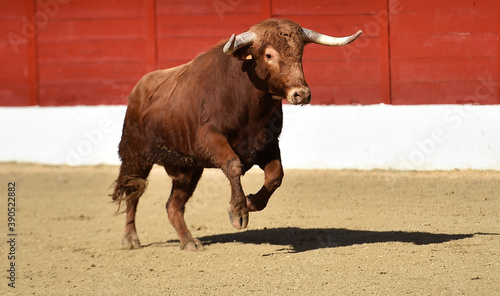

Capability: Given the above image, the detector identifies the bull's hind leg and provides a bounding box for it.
[165,166,204,251]
[111,161,153,249]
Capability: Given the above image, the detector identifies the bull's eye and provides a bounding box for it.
[264,47,278,63]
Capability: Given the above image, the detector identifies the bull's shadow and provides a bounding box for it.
[196,227,478,253]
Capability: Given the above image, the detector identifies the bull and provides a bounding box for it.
[111,19,362,250]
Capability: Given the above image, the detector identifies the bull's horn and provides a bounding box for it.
[223,31,257,55]
[302,28,362,46]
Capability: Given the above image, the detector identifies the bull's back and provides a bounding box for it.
[128,64,189,110]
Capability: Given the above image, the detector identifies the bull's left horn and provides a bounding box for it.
[302,28,362,46]
[223,31,257,55]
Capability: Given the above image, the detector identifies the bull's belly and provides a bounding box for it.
[154,144,216,168]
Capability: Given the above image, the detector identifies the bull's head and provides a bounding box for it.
[223,19,362,105]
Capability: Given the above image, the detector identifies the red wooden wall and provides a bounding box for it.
[272,0,391,104]
[0,1,37,106]
[0,0,498,106]
[390,0,498,104]
[156,0,263,70]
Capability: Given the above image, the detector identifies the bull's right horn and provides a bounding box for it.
[223,31,257,55]
[302,28,362,46]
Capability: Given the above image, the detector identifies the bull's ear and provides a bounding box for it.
[232,45,253,60]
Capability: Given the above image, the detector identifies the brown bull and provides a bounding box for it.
[111,19,361,250]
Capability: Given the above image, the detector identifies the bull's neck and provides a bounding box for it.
[221,46,277,108]
[191,44,283,133]
[190,44,281,120]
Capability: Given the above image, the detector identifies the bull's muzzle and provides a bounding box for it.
[286,87,311,105]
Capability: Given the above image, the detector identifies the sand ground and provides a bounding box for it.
[1,163,499,295]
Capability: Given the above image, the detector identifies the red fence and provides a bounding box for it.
[0,0,498,106]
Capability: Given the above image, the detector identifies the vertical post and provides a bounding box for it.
[145,0,158,73]
[261,0,272,19]
[27,0,39,105]
[378,0,391,104]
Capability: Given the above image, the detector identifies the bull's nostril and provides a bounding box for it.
[294,89,311,103]
[287,87,311,104]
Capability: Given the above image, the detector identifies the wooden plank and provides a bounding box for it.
[156,0,261,15]
[391,58,497,83]
[302,58,383,105]
[37,39,148,64]
[391,34,497,59]
[391,81,498,105]
[308,84,385,105]
[393,0,496,12]
[303,60,381,85]
[39,82,134,106]
[43,0,147,20]
[272,0,378,15]
[0,0,27,18]
[0,51,31,84]
[0,19,33,38]
[157,14,261,38]
[38,63,145,85]
[0,85,33,106]
[390,9,497,36]
[37,19,148,42]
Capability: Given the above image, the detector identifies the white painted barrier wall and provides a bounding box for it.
[1,105,499,170]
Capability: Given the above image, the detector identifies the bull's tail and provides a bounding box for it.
[111,176,148,214]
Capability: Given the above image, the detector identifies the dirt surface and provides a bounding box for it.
[1,163,499,295]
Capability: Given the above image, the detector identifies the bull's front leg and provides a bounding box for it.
[247,157,284,212]
[199,126,248,230]
[225,157,249,229]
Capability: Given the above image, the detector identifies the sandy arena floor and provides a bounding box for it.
[1,163,499,295]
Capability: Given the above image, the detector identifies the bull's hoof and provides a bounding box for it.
[246,193,267,212]
[180,238,204,251]
[122,236,141,250]
[228,208,249,230]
